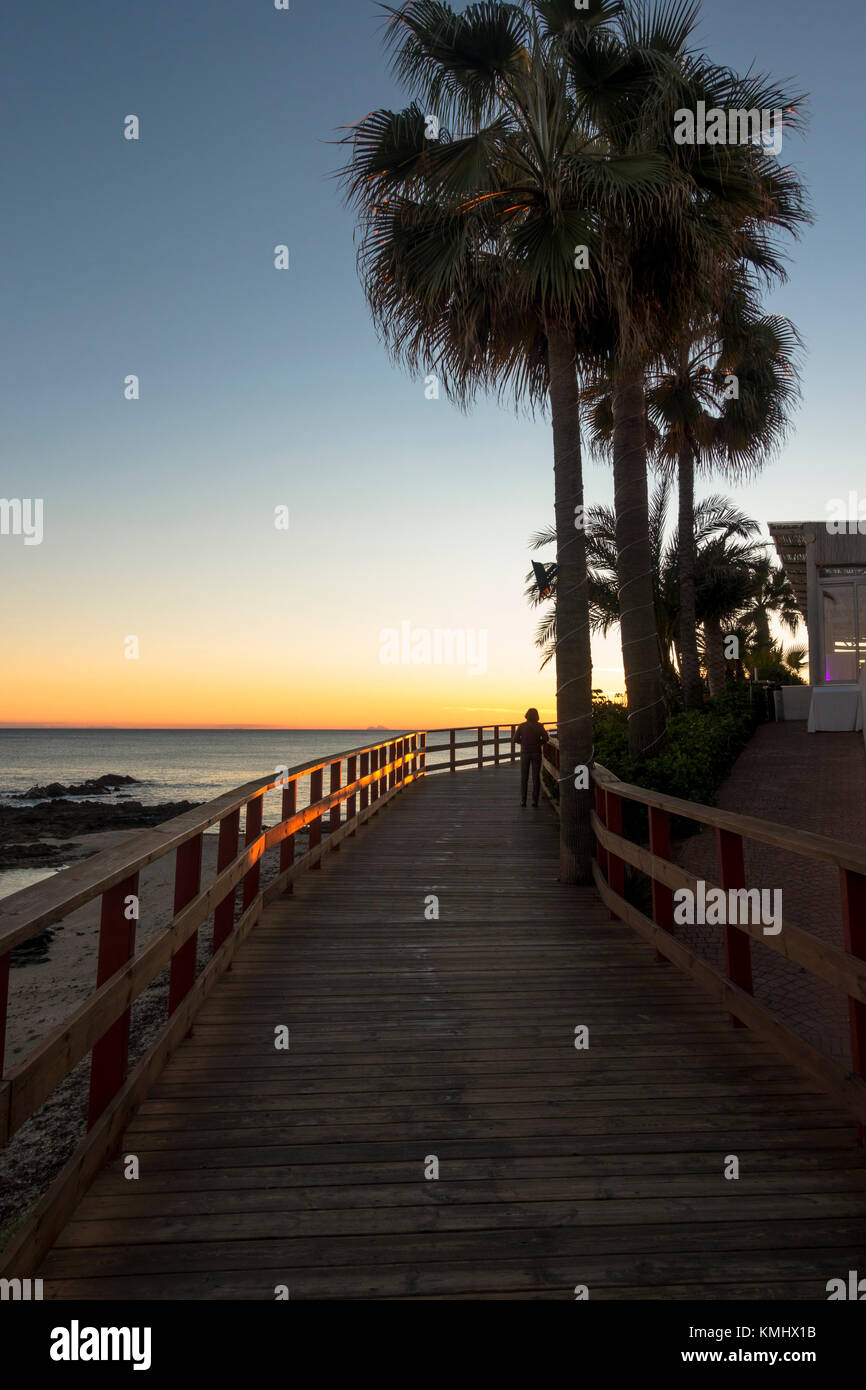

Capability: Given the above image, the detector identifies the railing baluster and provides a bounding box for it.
[0,949,8,1144]
[840,867,866,1143]
[309,769,323,867]
[649,807,674,964]
[242,794,264,909]
[477,726,483,768]
[494,725,500,766]
[87,873,140,1129]
[346,756,357,833]
[213,808,241,948]
[168,835,203,1020]
[361,751,370,810]
[511,723,517,762]
[279,781,297,895]
[0,950,9,1079]
[329,760,341,849]
[716,828,754,1027]
[420,731,427,776]
[593,783,608,878]
[389,741,396,791]
[605,790,625,918]
[450,728,456,772]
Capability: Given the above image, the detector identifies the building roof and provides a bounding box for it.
[768,522,813,618]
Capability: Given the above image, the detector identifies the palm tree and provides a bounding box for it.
[339,1,673,882]
[583,298,805,710]
[528,485,762,697]
[696,541,802,695]
[339,0,807,861]
[546,9,808,731]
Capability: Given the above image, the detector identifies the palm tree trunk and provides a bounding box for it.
[612,366,666,758]
[546,320,594,884]
[678,439,703,710]
[704,616,727,697]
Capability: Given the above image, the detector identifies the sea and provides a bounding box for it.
[0,728,430,900]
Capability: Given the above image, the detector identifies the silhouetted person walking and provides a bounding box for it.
[516,708,549,807]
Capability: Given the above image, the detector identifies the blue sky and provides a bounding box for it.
[1,0,863,724]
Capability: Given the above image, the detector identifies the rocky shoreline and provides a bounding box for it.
[0,782,202,871]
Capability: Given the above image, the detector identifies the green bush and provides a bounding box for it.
[593,686,757,833]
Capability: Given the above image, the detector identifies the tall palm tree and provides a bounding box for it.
[546,6,808,734]
[647,304,804,709]
[339,0,807,858]
[340,1,671,882]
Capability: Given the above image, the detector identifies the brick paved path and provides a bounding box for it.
[674,721,866,1065]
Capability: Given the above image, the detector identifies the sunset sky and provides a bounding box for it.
[2,0,861,728]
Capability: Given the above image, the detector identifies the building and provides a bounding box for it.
[769,522,866,686]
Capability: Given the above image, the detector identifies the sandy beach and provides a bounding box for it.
[0,818,303,1242]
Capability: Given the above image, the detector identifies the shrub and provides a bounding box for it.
[593,685,757,837]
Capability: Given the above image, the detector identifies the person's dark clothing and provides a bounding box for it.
[516,720,549,806]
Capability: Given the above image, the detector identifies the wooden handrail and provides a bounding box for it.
[590,761,866,1134]
[592,813,866,1004]
[593,761,866,877]
[0,723,522,1150]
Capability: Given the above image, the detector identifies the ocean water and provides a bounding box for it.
[0,729,412,808]
[0,727,511,898]
[0,728,422,900]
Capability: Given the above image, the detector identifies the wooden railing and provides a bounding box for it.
[0,723,522,1273]
[0,726,521,1143]
[589,760,866,1135]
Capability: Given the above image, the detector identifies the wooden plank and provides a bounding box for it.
[592,862,866,1125]
[5,761,863,1301]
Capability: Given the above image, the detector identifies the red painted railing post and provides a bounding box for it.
[360,751,370,810]
[279,781,297,896]
[593,783,609,878]
[0,950,9,1080]
[168,834,203,1020]
[309,769,323,867]
[242,794,264,908]
[605,791,625,919]
[477,727,484,768]
[716,828,753,1027]
[87,872,140,1129]
[329,760,341,849]
[213,807,241,947]
[840,867,866,1143]
[346,755,357,833]
[649,807,674,965]
[450,729,456,772]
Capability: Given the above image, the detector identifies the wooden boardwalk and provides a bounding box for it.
[38,764,866,1299]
